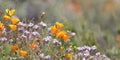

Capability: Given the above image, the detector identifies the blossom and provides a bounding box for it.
[9,24,17,30]
[29,43,37,49]
[50,26,60,34]
[56,31,66,38]
[11,45,18,52]
[66,53,72,59]
[5,8,15,17]
[55,22,63,29]
[4,15,11,21]
[20,50,27,56]
[60,46,64,51]
[11,17,20,25]
[63,35,70,40]
[0,21,4,30]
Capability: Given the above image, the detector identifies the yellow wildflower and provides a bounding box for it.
[6,8,15,17]
[0,22,4,30]
[20,50,27,56]
[11,17,20,25]
[42,12,45,15]
[60,46,64,51]
[9,24,17,30]
[4,15,11,21]
[55,22,63,29]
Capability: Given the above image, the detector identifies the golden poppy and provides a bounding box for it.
[6,8,15,17]
[11,17,20,25]
[63,35,70,40]
[9,24,17,30]
[50,26,60,34]
[29,43,37,49]
[66,53,72,59]
[20,50,27,56]
[0,22,4,30]
[55,22,63,29]
[4,15,11,21]
[11,45,18,52]
[57,31,66,38]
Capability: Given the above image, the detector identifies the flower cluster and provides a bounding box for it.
[50,22,70,41]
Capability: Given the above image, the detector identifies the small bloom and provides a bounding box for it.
[9,24,17,30]
[6,8,15,17]
[11,17,20,25]
[0,37,7,42]
[4,15,11,21]
[44,55,51,60]
[29,43,37,49]
[0,22,4,30]
[39,21,47,27]
[39,53,44,59]
[60,46,64,51]
[33,25,39,29]
[66,53,72,59]
[20,50,27,56]
[63,35,70,40]
[28,23,34,27]
[42,12,45,15]
[11,45,18,52]
[56,31,66,38]
[55,22,63,29]
[50,26,60,34]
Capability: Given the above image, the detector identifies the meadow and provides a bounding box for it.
[0,0,120,60]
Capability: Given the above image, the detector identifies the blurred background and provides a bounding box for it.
[0,0,120,59]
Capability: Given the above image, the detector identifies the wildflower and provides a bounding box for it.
[21,34,27,39]
[43,36,51,43]
[5,8,15,16]
[0,22,4,30]
[20,50,27,56]
[63,35,70,40]
[39,53,44,59]
[9,24,17,30]
[11,17,20,25]
[0,37,7,42]
[29,43,37,49]
[66,53,72,59]
[50,26,60,34]
[39,21,47,27]
[56,31,66,38]
[55,22,63,29]
[44,55,51,60]
[28,22,34,27]
[91,45,97,50]
[60,46,64,51]
[33,25,39,30]
[42,12,45,15]
[11,45,18,52]
[4,15,10,21]
[53,39,61,45]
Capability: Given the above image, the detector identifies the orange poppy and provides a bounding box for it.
[29,43,37,49]
[55,22,63,29]
[11,45,18,52]
[9,24,17,30]
[0,22,4,30]
[20,50,27,56]
[11,17,20,25]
